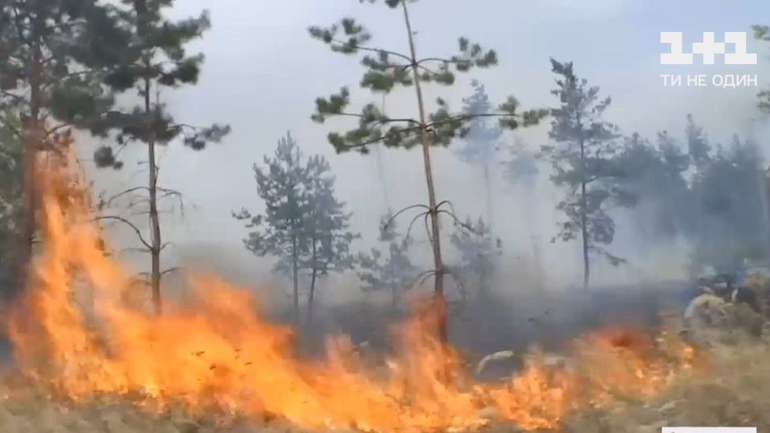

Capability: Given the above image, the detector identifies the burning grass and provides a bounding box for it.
[1,153,767,433]
[2,331,770,433]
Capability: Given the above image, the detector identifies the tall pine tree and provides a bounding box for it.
[235,133,308,324]
[235,133,356,325]
[456,81,502,225]
[449,216,501,301]
[0,109,21,295]
[309,0,546,340]
[543,59,626,289]
[0,0,122,297]
[358,213,418,311]
[93,0,229,314]
[686,113,710,171]
[301,154,357,325]
[690,136,769,275]
[753,24,770,114]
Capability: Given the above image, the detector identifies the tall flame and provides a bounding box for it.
[6,158,696,432]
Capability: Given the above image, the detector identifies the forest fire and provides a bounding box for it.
[3,0,770,431]
[4,161,699,433]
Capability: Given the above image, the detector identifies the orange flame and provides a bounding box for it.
[7,160,696,432]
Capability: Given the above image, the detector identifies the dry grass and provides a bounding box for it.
[562,331,770,433]
[0,382,296,433]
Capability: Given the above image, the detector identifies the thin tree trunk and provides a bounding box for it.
[481,162,493,298]
[307,270,317,325]
[17,109,39,299]
[306,238,318,325]
[17,144,35,295]
[133,0,162,314]
[401,0,447,342]
[757,167,770,269]
[291,233,299,325]
[375,94,392,212]
[580,180,589,289]
[520,184,545,292]
[579,133,590,290]
[16,23,44,298]
[483,162,493,228]
[144,76,162,315]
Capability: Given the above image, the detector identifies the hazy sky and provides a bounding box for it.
[84,1,770,298]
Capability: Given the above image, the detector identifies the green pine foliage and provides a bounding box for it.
[92,0,229,165]
[308,0,546,154]
[542,59,628,287]
[449,217,501,300]
[456,81,502,165]
[357,214,418,310]
[0,110,21,296]
[0,0,120,134]
[235,133,357,323]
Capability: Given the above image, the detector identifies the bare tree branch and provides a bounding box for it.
[104,186,150,207]
[1,91,25,103]
[161,267,182,277]
[94,216,152,250]
[405,210,429,240]
[45,122,73,137]
[416,57,466,65]
[383,203,430,230]
[118,247,152,255]
[330,38,412,63]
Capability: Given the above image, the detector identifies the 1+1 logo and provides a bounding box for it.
[659,32,759,88]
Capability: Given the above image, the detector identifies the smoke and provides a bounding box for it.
[58,1,770,346]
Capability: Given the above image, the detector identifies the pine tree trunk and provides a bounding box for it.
[17,107,39,299]
[580,180,589,290]
[291,233,299,325]
[375,95,392,212]
[144,77,162,315]
[133,0,162,314]
[483,162,493,228]
[148,143,162,314]
[481,162,493,298]
[16,27,44,298]
[307,270,317,326]
[306,238,318,325]
[17,134,36,296]
[401,0,447,343]
[579,133,590,290]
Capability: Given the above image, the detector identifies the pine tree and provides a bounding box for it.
[235,133,307,324]
[358,214,418,311]
[612,132,691,240]
[502,138,539,189]
[449,217,501,301]
[235,133,356,325]
[753,25,770,113]
[301,154,357,325]
[542,59,625,289]
[0,109,21,296]
[683,114,710,265]
[0,0,122,296]
[456,81,502,224]
[93,0,229,314]
[686,113,710,170]
[501,138,544,290]
[309,0,546,340]
[690,136,769,275]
